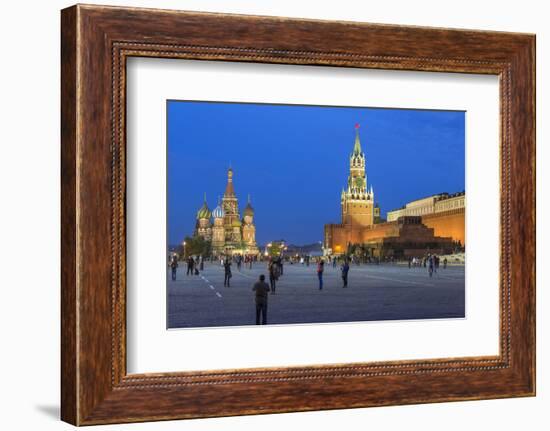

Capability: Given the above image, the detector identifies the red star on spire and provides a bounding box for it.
[355,123,360,129]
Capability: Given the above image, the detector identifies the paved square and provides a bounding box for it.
[167,262,465,328]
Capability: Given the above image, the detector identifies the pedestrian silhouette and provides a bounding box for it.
[317,259,325,290]
[223,258,232,287]
[252,274,270,325]
[341,259,350,288]
[186,256,194,276]
[269,260,279,293]
[170,255,178,281]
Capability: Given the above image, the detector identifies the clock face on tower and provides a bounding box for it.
[355,177,364,189]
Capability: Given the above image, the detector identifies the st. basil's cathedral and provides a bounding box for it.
[194,167,259,257]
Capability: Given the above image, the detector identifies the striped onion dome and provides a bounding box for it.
[212,204,225,219]
[196,201,211,220]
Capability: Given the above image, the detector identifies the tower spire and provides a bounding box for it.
[353,123,362,155]
[224,166,235,196]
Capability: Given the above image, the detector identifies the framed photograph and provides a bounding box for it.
[61,4,536,425]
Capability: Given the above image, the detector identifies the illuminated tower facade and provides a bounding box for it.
[341,124,375,227]
[194,194,212,241]
[222,168,243,248]
[211,199,225,252]
[242,195,258,254]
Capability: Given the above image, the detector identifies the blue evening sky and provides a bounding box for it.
[167,101,464,246]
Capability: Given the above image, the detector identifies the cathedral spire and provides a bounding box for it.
[224,166,235,196]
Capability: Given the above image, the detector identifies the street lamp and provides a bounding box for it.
[183,241,186,259]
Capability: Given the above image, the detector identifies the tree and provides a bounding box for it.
[266,241,284,257]
[181,236,212,258]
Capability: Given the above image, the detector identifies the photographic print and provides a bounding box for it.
[167,101,465,329]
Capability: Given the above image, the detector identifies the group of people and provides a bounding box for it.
[169,254,205,281]
[219,254,256,270]
[315,258,350,290]
[408,255,448,276]
[220,254,257,287]
[251,257,351,325]
[171,250,455,327]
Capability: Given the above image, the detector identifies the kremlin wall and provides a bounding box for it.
[324,125,465,259]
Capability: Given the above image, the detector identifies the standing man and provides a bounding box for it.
[341,258,350,288]
[252,274,271,325]
[317,259,325,290]
[223,258,232,287]
[269,260,278,293]
[443,257,448,269]
[428,254,434,278]
[170,255,178,281]
[194,256,200,275]
[186,255,194,276]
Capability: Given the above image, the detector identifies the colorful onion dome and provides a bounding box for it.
[243,194,254,217]
[231,219,242,227]
[196,201,211,220]
[212,204,225,219]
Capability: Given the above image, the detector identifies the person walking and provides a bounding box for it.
[252,274,271,325]
[269,260,279,293]
[186,256,194,276]
[443,257,448,269]
[237,255,242,271]
[428,254,434,278]
[341,259,350,288]
[317,259,325,290]
[223,258,232,287]
[170,255,178,281]
[194,256,200,275]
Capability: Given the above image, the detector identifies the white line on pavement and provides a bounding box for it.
[215,292,222,298]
